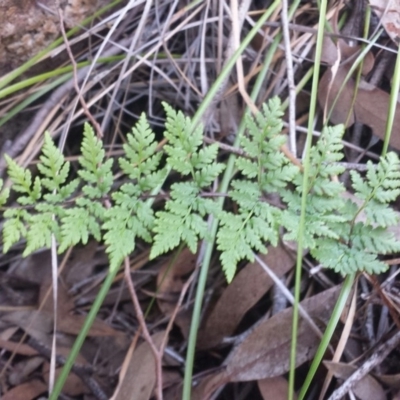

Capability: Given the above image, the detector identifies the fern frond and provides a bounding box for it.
[3,209,28,252]
[217,98,297,281]
[218,210,279,282]
[311,239,387,275]
[78,123,113,197]
[2,100,400,283]
[38,133,70,193]
[119,114,165,191]
[351,223,400,254]
[151,104,224,258]
[351,153,400,204]
[102,113,167,269]
[103,205,152,270]
[362,200,399,228]
[151,182,216,258]
[104,189,154,269]
[0,179,9,207]
[5,155,41,205]
[24,213,58,256]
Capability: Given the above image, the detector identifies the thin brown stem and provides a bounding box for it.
[58,8,103,138]
[124,257,163,400]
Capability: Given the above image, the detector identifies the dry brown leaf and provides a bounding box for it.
[324,360,386,400]
[2,379,47,400]
[198,244,295,349]
[9,356,44,386]
[370,0,400,43]
[321,37,374,75]
[191,375,220,400]
[375,372,400,389]
[258,377,296,400]
[318,65,400,150]
[113,331,165,400]
[0,337,38,356]
[57,313,126,339]
[39,277,74,316]
[224,285,341,381]
[64,240,101,285]
[0,272,38,308]
[9,251,52,285]
[2,310,53,344]
[193,286,341,399]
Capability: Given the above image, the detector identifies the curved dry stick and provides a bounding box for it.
[124,257,163,400]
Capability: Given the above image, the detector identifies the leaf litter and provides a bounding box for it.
[2,0,400,398]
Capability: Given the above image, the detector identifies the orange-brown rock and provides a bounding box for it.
[0,0,99,75]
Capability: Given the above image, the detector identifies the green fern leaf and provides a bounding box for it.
[118,113,165,191]
[0,179,9,207]
[3,209,28,252]
[59,197,105,253]
[311,239,388,275]
[217,211,279,282]
[351,223,400,254]
[362,200,399,228]
[103,194,154,269]
[5,155,41,205]
[163,103,203,175]
[352,153,400,204]
[79,123,113,197]
[24,213,58,256]
[38,133,71,193]
[151,182,214,258]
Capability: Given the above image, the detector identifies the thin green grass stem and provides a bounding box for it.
[0,74,72,127]
[297,11,372,398]
[184,0,305,397]
[344,7,371,128]
[0,56,123,100]
[288,0,328,398]
[182,4,282,396]
[183,0,306,397]
[298,273,355,400]
[382,43,400,155]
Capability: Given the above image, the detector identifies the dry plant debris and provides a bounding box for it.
[1,0,400,399]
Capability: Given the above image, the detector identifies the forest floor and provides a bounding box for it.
[1,1,400,399]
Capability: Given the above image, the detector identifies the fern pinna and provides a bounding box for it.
[1,98,400,281]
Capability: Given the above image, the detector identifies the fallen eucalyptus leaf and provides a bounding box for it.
[318,66,400,150]
[198,244,295,349]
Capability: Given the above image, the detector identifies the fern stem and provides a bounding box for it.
[288,0,328,398]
